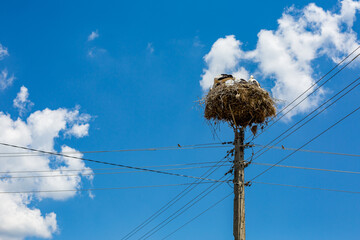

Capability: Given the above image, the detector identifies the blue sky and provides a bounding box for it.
[1,0,360,239]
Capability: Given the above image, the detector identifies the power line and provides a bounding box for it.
[247,74,360,165]
[0,165,231,180]
[121,155,231,240]
[162,192,232,240]
[248,103,360,183]
[274,46,360,119]
[20,138,358,166]
[3,153,360,178]
[0,182,216,194]
[0,141,228,183]
[255,144,360,158]
[138,176,230,240]
[0,142,233,156]
[247,46,360,142]
[252,162,360,175]
[3,161,360,180]
[0,161,228,174]
[1,180,356,195]
[3,147,360,177]
[3,144,360,175]
[252,181,360,194]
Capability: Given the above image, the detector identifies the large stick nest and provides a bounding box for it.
[203,82,276,130]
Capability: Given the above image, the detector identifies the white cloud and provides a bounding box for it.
[0,194,57,240]
[200,0,360,119]
[13,86,34,116]
[0,69,15,90]
[88,30,99,41]
[65,123,90,138]
[0,44,9,60]
[147,42,154,53]
[200,35,249,90]
[0,97,93,239]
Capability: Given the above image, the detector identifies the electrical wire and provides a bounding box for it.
[3,144,360,175]
[252,162,360,175]
[0,141,228,183]
[247,46,360,142]
[247,74,360,165]
[252,181,360,194]
[161,192,232,240]
[248,103,360,183]
[1,162,227,174]
[138,176,230,240]
[121,155,231,240]
[153,180,360,239]
[0,182,216,194]
[3,152,360,178]
[0,165,231,180]
[0,142,233,156]
[2,162,359,180]
[3,145,360,178]
[0,161,228,174]
[254,144,360,158]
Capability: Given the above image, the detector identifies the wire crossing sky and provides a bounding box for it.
[1,0,360,240]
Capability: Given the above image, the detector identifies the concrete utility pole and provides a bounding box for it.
[233,128,246,240]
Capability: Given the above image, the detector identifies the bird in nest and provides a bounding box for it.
[249,75,260,87]
[213,74,235,88]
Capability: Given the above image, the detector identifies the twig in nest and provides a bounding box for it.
[203,83,276,128]
[228,104,237,129]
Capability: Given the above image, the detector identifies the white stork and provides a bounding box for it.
[249,75,260,87]
[212,74,235,88]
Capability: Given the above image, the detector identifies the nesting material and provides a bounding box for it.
[203,82,276,129]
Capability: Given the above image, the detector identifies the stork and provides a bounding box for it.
[249,75,260,87]
[213,74,235,87]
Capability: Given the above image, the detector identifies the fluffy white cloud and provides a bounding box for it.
[13,86,34,116]
[200,0,360,119]
[200,35,249,90]
[0,93,93,239]
[0,194,57,240]
[65,123,90,138]
[88,30,99,41]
